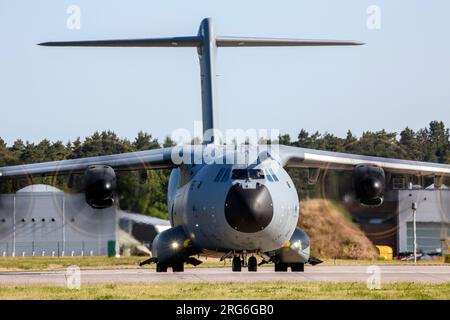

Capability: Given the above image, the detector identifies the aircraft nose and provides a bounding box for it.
[224,183,273,233]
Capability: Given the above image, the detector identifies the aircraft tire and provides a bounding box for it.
[248,256,257,272]
[232,256,242,272]
[274,262,288,272]
[291,263,304,272]
[172,263,184,272]
[156,263,168,272]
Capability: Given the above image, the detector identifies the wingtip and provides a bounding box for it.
[38,41,63,46]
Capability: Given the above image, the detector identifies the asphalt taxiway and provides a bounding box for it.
[0,265,448,285]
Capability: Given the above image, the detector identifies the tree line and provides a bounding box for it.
[278,121,449,164]
[280,121,449,199]
[0,121,448,219]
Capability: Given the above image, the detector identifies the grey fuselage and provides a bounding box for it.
[167,148,299,254]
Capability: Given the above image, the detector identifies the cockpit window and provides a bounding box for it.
[214,168,225,182]
[249,169,264,179]
[231,169,247,180]
[231,169,265,180]
[220,168,230,182]
[268,168,279,181]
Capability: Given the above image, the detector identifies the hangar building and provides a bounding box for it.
[0,184,170,257]
[119,212,170,246]
[398,188,449,253]
[0,184,118,256]
[349,187,449,255]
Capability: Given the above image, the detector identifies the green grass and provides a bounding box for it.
[0,256,230,271]
[0,256,144,271]
[0,256,446,271]
[0,282,448,300]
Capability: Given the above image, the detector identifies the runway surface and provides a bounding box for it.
[0,266,449,285]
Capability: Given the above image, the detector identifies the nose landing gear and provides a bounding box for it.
[248,256,257,272]
[231,254,258,272]
[231,256,241,272]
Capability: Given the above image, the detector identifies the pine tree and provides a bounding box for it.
[133,131,160,150]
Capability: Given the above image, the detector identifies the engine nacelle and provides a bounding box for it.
[352,164,385,206]
[152,226,198,265]
[277,228,310,263]
[84,165,117,209]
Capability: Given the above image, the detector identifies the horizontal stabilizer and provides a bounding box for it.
[39,36,363,48]
[38,36,202,47]
[216,36,364,47]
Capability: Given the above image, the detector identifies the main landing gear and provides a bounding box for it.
[274,262,304,272]
[156,262,184,272]
[141,256,201,273]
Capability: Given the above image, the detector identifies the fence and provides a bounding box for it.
[0,241,108,257]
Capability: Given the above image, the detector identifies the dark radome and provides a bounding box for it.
[225,184,273,233]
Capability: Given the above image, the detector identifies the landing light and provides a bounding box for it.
[171,241,179,249]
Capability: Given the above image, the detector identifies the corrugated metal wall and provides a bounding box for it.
[398,189,450,253]
[0,189,117,256]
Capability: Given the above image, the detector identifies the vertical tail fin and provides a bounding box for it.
[39,18,364,144]
[196,18,219,144]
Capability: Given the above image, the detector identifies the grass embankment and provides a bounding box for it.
[0,282,449,300]
[299,199,378,259]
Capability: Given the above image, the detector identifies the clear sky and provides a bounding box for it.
[1,0,449,145]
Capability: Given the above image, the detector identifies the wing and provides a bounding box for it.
[0,147,177,178]
[278,145,450,177]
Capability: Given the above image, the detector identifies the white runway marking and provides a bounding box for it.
[0,266,448,286]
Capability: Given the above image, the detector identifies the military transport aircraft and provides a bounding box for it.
[1,18,449,272]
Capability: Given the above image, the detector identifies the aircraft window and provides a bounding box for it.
[269,168,279,181]
[231,169,264,180]
[232,169,247,180]
[214,168,225,182]
[220,168,230,182]
[248,169,264,179]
